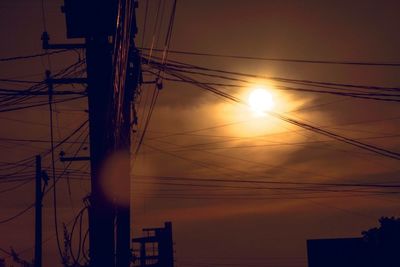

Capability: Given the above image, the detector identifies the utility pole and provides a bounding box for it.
[86,32,115,267]
[34,155,42,267]
[42,2,140,267]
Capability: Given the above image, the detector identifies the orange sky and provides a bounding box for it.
[1,1,400,266]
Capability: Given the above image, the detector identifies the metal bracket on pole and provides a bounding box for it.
[48,78,88,84]
[60,156,90,162]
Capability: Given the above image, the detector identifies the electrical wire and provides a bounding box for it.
[47,71,64,259]
[133,0,178,156]
[146,57,400,102]
[0,50,70,62]
[147,65,400,160]
[140,47,400,67]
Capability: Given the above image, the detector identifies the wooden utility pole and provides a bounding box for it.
[34,155,42,267]
[42,2,139,266]
[86,33,116,267]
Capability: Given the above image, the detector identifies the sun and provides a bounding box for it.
[248,88,275,114]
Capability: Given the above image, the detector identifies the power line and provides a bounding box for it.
[47,70,66,259]
[141,144,399,200]
[146,58,400,102]
[146,56,400,93]
[0,137,88,144]
[0,203,34,224]
[0,121,88,178]
[0,121,88,223]
[133,174,400,189]
[0,95,86,112]
[154,133,400,153]
[163,75,400,102]
[0,50,70,62]
[0,78,40,84]
[0,88,86,96]
[137,144,400,195]
[140,47,400,67]
[133,180,400,196]
[133,0,178,157]
[0,179,32,194]
[0,60,86,114]
[155,69,400,160]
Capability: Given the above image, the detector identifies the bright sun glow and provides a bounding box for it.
[248,88,275,114]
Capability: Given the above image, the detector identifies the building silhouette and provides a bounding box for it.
[307,237,371,267]
[307,217,400,267]
[132,222,174,267]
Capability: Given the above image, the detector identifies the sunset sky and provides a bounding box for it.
[1,1,400,267]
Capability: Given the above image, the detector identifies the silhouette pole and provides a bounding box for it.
[34,155,42,267]
[86,32,115,267]
[40,2,139,266]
